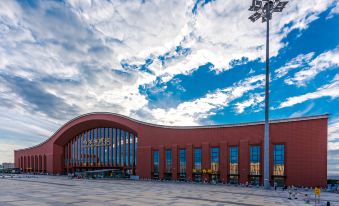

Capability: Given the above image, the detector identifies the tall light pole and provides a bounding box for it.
[248,0,288,189]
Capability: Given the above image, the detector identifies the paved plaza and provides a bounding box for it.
[0,175,338,206]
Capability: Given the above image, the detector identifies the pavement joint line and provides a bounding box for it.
[174,196,261,206]
[3,178,76,187]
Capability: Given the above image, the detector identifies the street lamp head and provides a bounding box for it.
[248,0,288,22]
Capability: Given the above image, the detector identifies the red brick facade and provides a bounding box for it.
[14,113,328,187]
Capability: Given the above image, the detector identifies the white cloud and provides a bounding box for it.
[328,117,339,175]
[278,74,339,108]
[67,0,194,64]
[143,74,264,125]
[67,0,338,84]
[289,102,315,118]
[327,1,339,19]
[284,47,339,86]
[329,117,339,143]
[234,93,265,114]
[275,52,315,79]
[0,142,24,163]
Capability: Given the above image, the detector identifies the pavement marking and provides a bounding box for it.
[174,196,262,206]
[5,178,76,187]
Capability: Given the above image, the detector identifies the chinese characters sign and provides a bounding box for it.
[83,138,111,146]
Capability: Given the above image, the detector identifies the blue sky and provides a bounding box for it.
[0,0,338,175]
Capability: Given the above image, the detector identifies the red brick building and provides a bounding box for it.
[14,113,328,187]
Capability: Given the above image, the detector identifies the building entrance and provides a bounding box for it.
[76,168,129,179]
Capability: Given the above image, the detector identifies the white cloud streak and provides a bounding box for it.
[143,75,265,125]
[275,52,315,79]
[278,74,339,108]
[284,47,339,86]
[234,93,265,114]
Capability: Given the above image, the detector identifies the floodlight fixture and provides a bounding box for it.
[249,0,288,22]
[248,0,288,190]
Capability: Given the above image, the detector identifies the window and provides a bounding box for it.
[112,128,116,165]
[117,129,120,166]
[78,135,81,165]
[229,146,238,174]
[179,149,186,180]
[72,140,74,165]
[102,128,105,165]
[106,128,112,165]
[229,146,239,184]
[250,145,260,175]
[125,132,129,166]
[250,145,260,185]
[64,128,137,173]
[273,144,285,176]
[89,130,92,164]
[211,147,219,172]
[83,132,87,164]
[165,149,172,173]
[93,129,97,164]
[98,128,102,164]
[211,147,220,183]
[129,133,133,167]
[153,150,159,178]
[105,128,109,165]
[134,136,138,166]
[121,130,125,166]
[194,148,202,171]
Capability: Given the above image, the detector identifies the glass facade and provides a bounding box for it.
[194,148,202,171]
[273,144,285,187]
[211,147,220,183]
[165,149,172,173]
[165,149,172,180]
[250,145,260,175]
[273,144,285,176]
[194,148,202,182]
[229,146,239,184]
[64,131,287,184]
[64,127,137,170]
[210,147,219,172]
[166,149,172,173]
[179,149,186,180]
[153,150,159,178]
[249,145,260,185]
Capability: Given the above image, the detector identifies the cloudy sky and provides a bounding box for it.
[0,0,338,175]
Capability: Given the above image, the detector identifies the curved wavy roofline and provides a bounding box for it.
[15,112,329,152]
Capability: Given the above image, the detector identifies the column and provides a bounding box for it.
[171,144,178,180]
[186,144,193,181]
[239,140,249,184]
[86,130,89,166]
[159,145,165,180]
[123,131,126,167]
[220,141,228,183]
[43,155,46,173]
[95,128,98,166]
[202,143,210,182]
[128,133,131,167]
[132,135,135,174]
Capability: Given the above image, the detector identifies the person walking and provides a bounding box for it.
[274,181,277,190]
[288,186,292,200]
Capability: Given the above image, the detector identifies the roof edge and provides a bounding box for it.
[14,113,329,152]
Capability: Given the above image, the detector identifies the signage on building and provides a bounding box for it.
[83,138,111,146]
